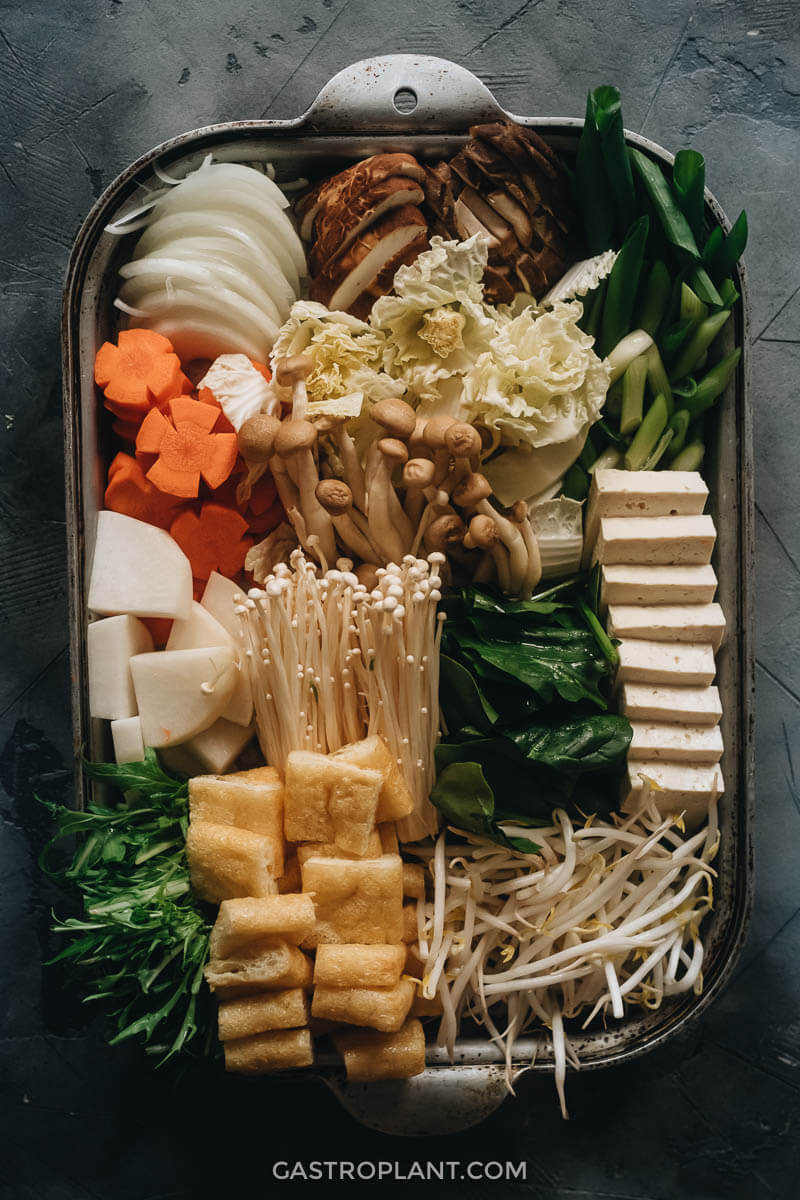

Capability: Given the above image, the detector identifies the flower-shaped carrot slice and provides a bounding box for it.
[169,503,252,580]
[95,329,191,419]
[104,452,187,529]
[136,395,239,498]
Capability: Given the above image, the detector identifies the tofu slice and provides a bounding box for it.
[592,515,716,566]
[217,989,310,1040]
[629,722,723,763]
[284,750,382,856]
[620,683,722,726]
[188,772,284,875]
[607,603,726,650]
[209,894,317,956]
[601,564,718,608]
[584,469,708,561]
[205,939,313,996]
[300,854,404,946]
[313,943,406,989]
[616,640,716,686]
[332,735,415,822]
[223,1028,314,1074]
[185,822,281,903]
[311,978,416,1033]
[623,761,724,829]
[333,1019,426,1082]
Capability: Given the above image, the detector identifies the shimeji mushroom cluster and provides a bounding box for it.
[236,548,445,840]
[237,354,543,598]
[409,788,719,1117]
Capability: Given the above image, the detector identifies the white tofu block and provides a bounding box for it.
[110,715,146,764]
[584,470,707,562]
[167,601,253,727]
[620,683,722,726]
[601,564,718,608]
[629,722,723,763]
[88,511,193,619]
[607,603,726,650]
[88,615,154,719]
[592,515,716,566]
[623,761,724,829]
[616,640,716,686]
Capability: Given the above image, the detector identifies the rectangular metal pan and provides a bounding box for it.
[61,54,754,1135]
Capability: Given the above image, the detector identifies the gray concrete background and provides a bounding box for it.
[1,1,798,1196]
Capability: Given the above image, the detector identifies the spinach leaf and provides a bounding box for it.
[430,760,544,853]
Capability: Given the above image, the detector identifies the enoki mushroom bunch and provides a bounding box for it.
[237,549,445,840]
[238,354,543,598]
[411,793,719,1117]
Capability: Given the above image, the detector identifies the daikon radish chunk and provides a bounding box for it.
[110,715,146,764]
[88,614,153,719]
[131,646,236,747]
[200,571,245,640]
[167,600,252,727]
[159,717,254,775]
[88,511,193,620]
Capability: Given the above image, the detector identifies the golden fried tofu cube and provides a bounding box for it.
[378,823,399,854]
[402,902,418,943]
[204,938,313,996]
[300,854,404,946]
[312,979,415,1033]
[209,894,316,957]
[284,750,381,856]
[313,944,406,989]
[333,735,414,822]
[333,1019,426,1081]
[404,943,424,979]
[410,992,444,1017]
[189,774,284,874]
[277,855,302,894]
[226,765,281,784]
[295,830,382,867]
[186,822,279,903]
[223,1027,314,1074]
[217,988,309,1040]
[402,863,426,899]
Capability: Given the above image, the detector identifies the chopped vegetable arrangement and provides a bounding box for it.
[49,85,743,1113]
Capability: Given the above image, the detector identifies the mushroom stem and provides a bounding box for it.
[333,424,367,513]
[315,480,384,564]
[452,472,528,596]
[275,354,314,423]
[510,500,543,600]
[367,438,412,565]
[473,550,496,584]
[274,420,336,568]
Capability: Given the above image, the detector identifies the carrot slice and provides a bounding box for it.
[197,386,236,434]
[249,359,272,382]
[170,504,252,580]
[135,397,238,498]
[104,452,186,529]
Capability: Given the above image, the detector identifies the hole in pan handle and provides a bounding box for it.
[299,53,506,134]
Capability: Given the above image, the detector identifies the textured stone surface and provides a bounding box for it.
[2,1,799,1196]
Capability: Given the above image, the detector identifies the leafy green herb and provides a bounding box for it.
[434,584,632,845]
[41,750,215,1065]
[672,149,706,246]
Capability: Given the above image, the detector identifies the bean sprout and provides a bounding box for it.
[410,786,718,1117]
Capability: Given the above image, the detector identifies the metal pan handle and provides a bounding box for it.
[297,54,506,134]
[324,1063,524,1136]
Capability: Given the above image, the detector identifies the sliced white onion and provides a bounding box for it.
[134,309,266,362]
[158,160,292,212]
[128,285,277,360]
[151,190,304,287]
[134,206,301,296]
[119,254,284,328]
[133,224,296,316]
